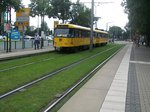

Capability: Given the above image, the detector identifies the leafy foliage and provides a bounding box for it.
[48,0,71,23]
[70,1,91,27]
[0,0,22,13]
[0,0,23,34]
[109,26,123,39]
[29,0,91,27]
[122,0,150,46]
[29,0,51,33]
[29,0,50,17]
[123,0,150,35]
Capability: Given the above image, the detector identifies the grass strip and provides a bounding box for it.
[0,44,116,94]
[0,44,123,112]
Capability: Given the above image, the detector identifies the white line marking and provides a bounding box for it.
[130,61,150,65]
[99,44,132,112]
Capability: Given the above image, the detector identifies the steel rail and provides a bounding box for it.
[43,47,122,112]
[0,58,54,72]
[0,46,117,99]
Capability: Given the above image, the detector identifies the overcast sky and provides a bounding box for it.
[12,0,128,30]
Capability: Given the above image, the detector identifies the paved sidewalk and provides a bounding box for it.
[58,43,132,112]
[0,46,54,60]
[126,45,150,112]
[58,43,150,112]
[1,41,149,112]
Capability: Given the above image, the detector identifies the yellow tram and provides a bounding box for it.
[53,24,108,51]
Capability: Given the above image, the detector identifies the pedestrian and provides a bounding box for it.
[136,35,140,47]
[40,37,44,49]
[34,33,40,50]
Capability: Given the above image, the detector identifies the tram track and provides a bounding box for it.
[0,46,117,99]
[0,57,54,72]
[43,47,122,112]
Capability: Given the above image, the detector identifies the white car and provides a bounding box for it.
[0,35,4,40]
[46,35,53,40]
[24,35,34,41]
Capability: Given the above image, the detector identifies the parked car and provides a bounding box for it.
[0,35,4,40]
[24,35,34,41]
[46,35,53,40]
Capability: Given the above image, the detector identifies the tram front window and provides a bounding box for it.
[54,29,69,37]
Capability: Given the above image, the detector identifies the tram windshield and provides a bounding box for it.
[54,29,69,37]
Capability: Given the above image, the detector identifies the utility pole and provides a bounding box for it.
[87,1,114,51]
[90,0,94,51]
[106,21,113,31]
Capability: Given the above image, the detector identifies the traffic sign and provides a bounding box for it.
[15,22,29,26]
[16,8,30,17]
[4,23,11,31]
[16,17,29,22]
[11,29,20,40]
[16,8,30,27]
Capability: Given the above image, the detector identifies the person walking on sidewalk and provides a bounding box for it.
[40,37,44,49]
[34,33,40,50]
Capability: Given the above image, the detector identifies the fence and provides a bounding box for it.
[0,40,52,53]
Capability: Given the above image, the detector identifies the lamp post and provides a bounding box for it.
[37,14,39,35]
[58,13,61,24]
[106,21,113,31]
[94,16,101,28]
[90,0,94,51]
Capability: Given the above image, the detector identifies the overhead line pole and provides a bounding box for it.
[80,2,114,4]
[69,1,114,51]
[81,1,114,51]
[90,0,94,51]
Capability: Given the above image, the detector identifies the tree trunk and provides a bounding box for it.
[148,35,150,47]
[146,34,150,47]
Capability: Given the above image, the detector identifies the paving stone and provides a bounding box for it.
[126,46,150,112]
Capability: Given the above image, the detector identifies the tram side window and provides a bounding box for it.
[79,30,82,37]
[69,29,75,37]
[81,30,86,37]
[95,32,98,38]
[74,29,90,38]
[74,29,79,37]
[94,32,96,38]
[88,31,90,37]
[106,34,108,38]
[85,31,89,37]
[104,34,106,38]
[102,34,106,38]
[81,30,84,37]
[99,33,102,37]
[97,33,101,38]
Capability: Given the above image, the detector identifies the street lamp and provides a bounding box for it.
[106,21,113,31]
[94,16,101,28]
[90,0,94,51]
[58,13,61,24]
[37,14,39,35]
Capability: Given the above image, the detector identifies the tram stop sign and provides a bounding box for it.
[11,29,20,40]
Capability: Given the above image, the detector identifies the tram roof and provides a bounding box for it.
[57,24,108,34]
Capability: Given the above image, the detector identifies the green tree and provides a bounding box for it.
[109,26,123,40]
[122,0,150,46]
[48,0,71,23]
[25,27,37,36]
[29,0,51,32]
[0,0,23,34]
[70,1,91,27]
[0,0,22,13]
[41,21,49,32]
